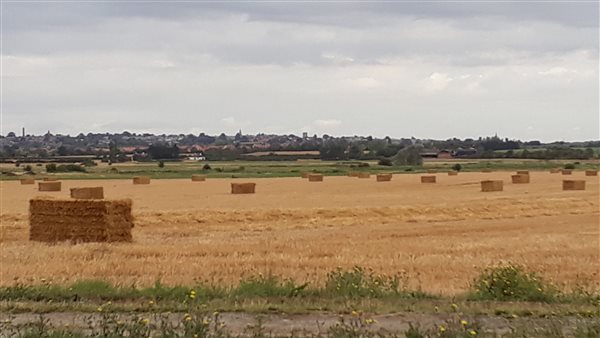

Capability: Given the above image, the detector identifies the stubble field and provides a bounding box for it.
[1,171,598,295]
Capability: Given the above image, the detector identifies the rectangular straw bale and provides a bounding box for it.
[43,177,58,181]
[376,174,392,182]
[133,176,151,184]
[20,178,35,185]
[70,187,104,199]
[421,175,436,183]
[481,180,503,192]
[38,181,61,192]
[585,170,598,176]
[561,169,572,175]
[29,198,133,243]
[516,170,529,175]
[562,180,585,191]
[447,171,458,176]
[550,168,560,174]
[307,174,323,182]
[231,182,256,194]
[191,174,206,182]
[511,174,530,184]
[348,172,360,177]
[357,172,371,179]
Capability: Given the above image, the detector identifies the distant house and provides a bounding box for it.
[437,150,452,159]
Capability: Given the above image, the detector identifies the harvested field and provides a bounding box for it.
[307,174,323,182]
[0,172,598,295]
[70,187,104,199]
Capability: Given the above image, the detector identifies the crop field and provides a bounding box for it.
[1,171,598,296]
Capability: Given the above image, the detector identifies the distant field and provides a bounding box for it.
[1,158,599,180]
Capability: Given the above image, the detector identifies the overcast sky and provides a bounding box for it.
[2,1,598,141]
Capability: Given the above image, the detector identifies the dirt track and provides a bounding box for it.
[1,172,598,294]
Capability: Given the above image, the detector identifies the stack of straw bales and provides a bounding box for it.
[421,176,436,183]
[376,173,392,182]
[562,180,585,191]
[447,171,458,176]
[516,170,529,175]
[511,174,530,184]
[70,187,104,199]
[29,197,133,243]
[308,174,323,182]
[191,174,206,182]
[347,172,360,177]
[20,178,35,185]
[585,170,598,176]
[481,180,503,192]
[231,183,256,194]
[38,181,61,192]
[357,172,371,179]
[133,176,151,184]
[561,169,572,175]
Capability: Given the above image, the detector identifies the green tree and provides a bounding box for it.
[393,145,423,166]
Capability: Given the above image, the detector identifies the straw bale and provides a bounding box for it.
[43,177,58,181]
[308,174,324,182]
[561,170,572,175]
[357,172,371,179]
[516,170,529,175]
[20,178,35,185]
[348,172,360,177]
[421,176,436,183]
[585,170,598,176]
[511,174,530,184]
[562,180,585,191]
[70,187,104,199]
[301,172,310,178]
[447,171,458,176]
[29,198,133,243]
[191,174,206,182]
[550,169,560,174]
[376,174,392,182]
[38,181,61,192]
[133,176,151,184]
[481,180,503,192]
[231,182,256,194]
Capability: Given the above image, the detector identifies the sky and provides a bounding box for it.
[2,1,599,142]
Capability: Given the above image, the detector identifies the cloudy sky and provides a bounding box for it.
[2,1,598,141]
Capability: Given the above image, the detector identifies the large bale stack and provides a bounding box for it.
[133,176,151,184]
[561,169,572,175]
[516,170,529,175]
[231,183,256,194]
[38,181,61,192]
[43,177,58,182]
[511,174,530,184]
[585,170,598,176]
[481,180,503,192]
[191,174,206,182]
[550,168,560,174]
[307,173,323,182]
[563,180,586,191]
[357,172,371,179]
[376,173,392,182]
[20,178,35,185]
[421,176,436,183]
[447,171,458,176]
[29,198,134,243]
[70,187,104,199]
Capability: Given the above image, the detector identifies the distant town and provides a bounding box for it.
[1,129,598,163]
